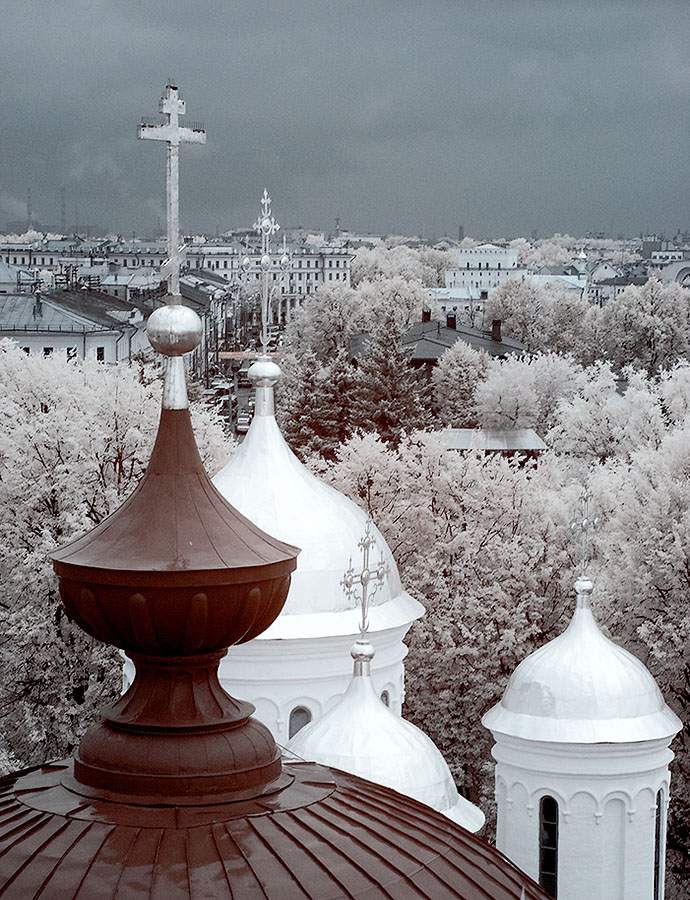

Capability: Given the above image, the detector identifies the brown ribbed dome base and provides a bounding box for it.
[73,651,287,805]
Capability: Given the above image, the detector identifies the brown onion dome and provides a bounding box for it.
[0,301,549,899]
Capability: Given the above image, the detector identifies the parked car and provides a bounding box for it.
[236,412,252,433]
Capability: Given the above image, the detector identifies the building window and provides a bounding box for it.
[96,346,105,362]
[539,796,558,898]
[22,347,30,354]
[654,789,664,900]
[288,706,312,739]
[43,347,53,357]
[380,691,390,707]
[67,347,78,361]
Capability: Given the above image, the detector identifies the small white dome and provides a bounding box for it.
[287,642,485,832]
[213,385,423,636]
[483,578,682,743]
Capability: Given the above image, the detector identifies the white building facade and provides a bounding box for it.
[425,243,528,321]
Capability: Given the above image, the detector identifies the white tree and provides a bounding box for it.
[600,277,690,375]
[475,356,540,430]
[432,341,490,428]
[547,364,665,462]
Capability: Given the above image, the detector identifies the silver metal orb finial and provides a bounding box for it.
[147,304,203,356]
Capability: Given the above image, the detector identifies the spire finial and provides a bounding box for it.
[341,520,389,673]
[570,488,599,577]
[571,488,598,608]
[240,190,292,356]
[138,84,206,408]
[137,84,206,299]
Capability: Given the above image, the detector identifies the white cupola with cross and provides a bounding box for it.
[482,494,682,900]
[287,521,484,832]
[212,193,423,745]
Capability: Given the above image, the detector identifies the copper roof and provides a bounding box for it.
[0,760,548,900]
[53,407,298,587]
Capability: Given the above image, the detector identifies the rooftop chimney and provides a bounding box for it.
[492,319,502,342]
[422,308,431,323]
[446,313,457,330]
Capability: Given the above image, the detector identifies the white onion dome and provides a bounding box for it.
[288,638,485,832]
[212,358,424,638]
[483,577,682,743]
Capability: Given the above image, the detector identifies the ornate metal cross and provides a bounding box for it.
[242,189,291,353]
[341,520,389,640]
[571,488,599,576]
[137,84,206,298]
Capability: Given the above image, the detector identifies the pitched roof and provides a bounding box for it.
[0,291,140,333]
[402,319,528,361]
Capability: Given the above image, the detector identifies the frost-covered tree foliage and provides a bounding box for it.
[486,276,690,373]
[509,235,574,269]
[431,342,490,427]
[547,364,667,463]
[279,277,430,452]
[314,432,578,813]
[0,341,230,770]
[350,243,455,287]
[350,313,430,446]
[276,348,355,460]
[483,278,593,363]
[600,277,690,376]
[355,276,426,330]
[283,284,363,362]
[475,353,581,434]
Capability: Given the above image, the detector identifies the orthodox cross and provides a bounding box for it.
[241,190,291,353]
[341,520,389,640]
[137,84,206,298]
[570,488,599,576]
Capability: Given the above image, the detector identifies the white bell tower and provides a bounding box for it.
[484,492,682,899]
[483,568,681,899]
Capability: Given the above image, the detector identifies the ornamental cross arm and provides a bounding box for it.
[137,84,206,146]
[137,122,206,145]
[340,520,390,639]
[254,189,280,239]
[570,488,600,576]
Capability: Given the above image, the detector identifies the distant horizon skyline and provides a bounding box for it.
[2,208,685,246]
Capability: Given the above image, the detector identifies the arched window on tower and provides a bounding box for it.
[539,795,558,898]
[380,690,390,707]
[654,789,664,900]
[288,706,312,739]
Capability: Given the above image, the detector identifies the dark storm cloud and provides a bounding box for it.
[1,0,687,238]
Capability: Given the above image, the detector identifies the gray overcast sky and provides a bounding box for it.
[1,0,688,240]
